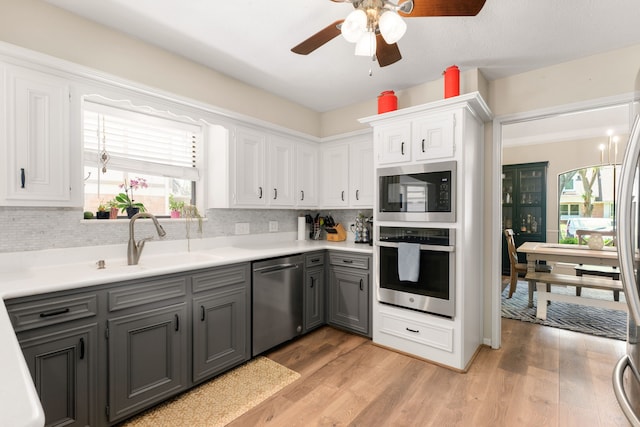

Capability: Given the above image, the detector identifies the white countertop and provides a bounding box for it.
[0,233,373,427]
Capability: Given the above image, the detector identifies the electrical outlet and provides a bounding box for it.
[235,223,250,235]
[269,221,278,232]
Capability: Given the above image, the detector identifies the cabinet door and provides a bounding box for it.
[2,65,71,205]
[19,324,97,427]
[296,143,318,207]
[304,267,325,332]
[234,126,266,206]
[328,267,369,336]
[349,139,374,207]
[107,303,187,423]
[320,143,349,207]
[267,136,295,206]
[412,112,455,161]
[376,122,411,165]
[192,286,249,383]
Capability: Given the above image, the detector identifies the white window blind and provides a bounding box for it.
[83,101,201,181]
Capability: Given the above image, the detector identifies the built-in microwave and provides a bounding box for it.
[377,161,456,222]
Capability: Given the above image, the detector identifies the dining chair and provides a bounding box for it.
[504,228,527,299]
[574,229,620,301]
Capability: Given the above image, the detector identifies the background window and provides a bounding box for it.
[83,99,202,215]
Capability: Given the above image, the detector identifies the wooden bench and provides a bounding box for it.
[525,272,627,320]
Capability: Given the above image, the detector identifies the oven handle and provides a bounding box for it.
[377,241,455,252]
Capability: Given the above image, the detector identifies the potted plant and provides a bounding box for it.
[115,177,147,218]
[169,194,184,218]
[96,201,110,219]
[108,198,119,219]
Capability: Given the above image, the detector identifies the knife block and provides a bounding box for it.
[326,223,347,242]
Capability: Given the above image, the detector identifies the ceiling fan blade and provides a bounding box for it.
[376,34,402,67]
[400,0,486,17]
[291,20,344,55]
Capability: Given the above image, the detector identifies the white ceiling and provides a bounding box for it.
[44,0,640,113]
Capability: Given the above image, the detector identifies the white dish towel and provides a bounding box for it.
[397,243,420,282]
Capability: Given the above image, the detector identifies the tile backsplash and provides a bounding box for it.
[0,207,372,253]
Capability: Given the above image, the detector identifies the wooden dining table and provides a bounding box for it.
[516,241,626,319]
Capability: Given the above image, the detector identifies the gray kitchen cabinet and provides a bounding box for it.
[304,252,326,333]
[6,292,99,427]
[327,252,371,337]
[106,276,188,423]
[191,264,250,383]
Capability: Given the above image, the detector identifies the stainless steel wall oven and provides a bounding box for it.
[377,226,455,318]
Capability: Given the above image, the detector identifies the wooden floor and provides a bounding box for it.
[229,320,630,427]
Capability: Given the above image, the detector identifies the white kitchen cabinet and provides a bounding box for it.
[233,126,267,206]
[349,139,374,207]
[1,64,78,206]
[376,110,456,166]
[320,142,350,207]
[320,135,374,209]
[412,112,455,161]
[376,122,411,165]
[267,136,295,206]
[296,142,318,207]
[232,126,295,207]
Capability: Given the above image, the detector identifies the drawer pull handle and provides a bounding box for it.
[79,337,85,360]
[359,278,363,291]
[175,314,180,331]
[421,139,425,152]
[274,188,277,200]
[310,258,320,263]
[20,168,25,188]
[200,305,205,322]
[342,259,354,264]
[39,307,70,318]
[301,190,304,201]
[406,327,420,333]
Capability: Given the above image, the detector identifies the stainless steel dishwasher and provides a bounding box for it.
[252,254,304,356]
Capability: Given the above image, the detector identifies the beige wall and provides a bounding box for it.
[0,0,322,136]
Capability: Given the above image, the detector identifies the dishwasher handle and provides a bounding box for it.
[253,263,300,274]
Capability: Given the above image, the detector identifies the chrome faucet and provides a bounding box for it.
[127,212,167,265]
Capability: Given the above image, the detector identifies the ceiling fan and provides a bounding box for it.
[291,0,486,67]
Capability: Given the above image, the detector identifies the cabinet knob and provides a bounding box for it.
[301,190,304,201]
[401,142,405,156]
[274,188,277,200]
[175,314,180,331]
[359,278,363,291]
[421,139,425,152]
[200,305,205,322]
[20,168,25,188]
[310,277,315,288]
[356,189,360,201]
[341,190,345,201]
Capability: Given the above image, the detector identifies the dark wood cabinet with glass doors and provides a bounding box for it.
[502,161,549,275]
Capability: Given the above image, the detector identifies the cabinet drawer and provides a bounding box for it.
[378,311,453,352]
[329,252,369,270]
[108,276,187,312]
[8,294,97,332]
[305,252,325,268]
[191,263,249,294]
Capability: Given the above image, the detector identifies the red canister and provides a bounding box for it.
[443,65,460,98]
[378,90,397,114]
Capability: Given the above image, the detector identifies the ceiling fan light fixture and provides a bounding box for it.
[341,9,367,43]
[355,30,377,56]
[379,10,407,44]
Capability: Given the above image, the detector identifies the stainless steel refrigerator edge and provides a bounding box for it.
[252,255,304,357]
[614,112,640,426]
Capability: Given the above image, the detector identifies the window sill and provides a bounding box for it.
[81,217,207,224]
